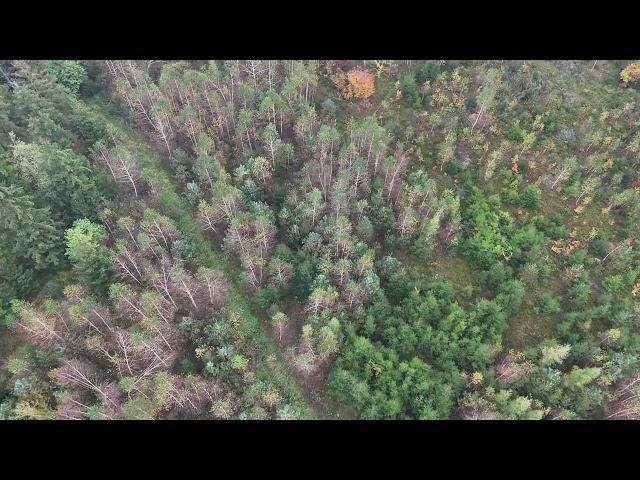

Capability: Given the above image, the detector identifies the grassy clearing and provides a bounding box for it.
[395,249,475,293]
[502,278,562,350]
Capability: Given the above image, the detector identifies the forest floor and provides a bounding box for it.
[88,96,329,419]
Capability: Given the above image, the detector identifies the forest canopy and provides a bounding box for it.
[1,59,640,420]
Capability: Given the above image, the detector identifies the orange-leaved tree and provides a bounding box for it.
[347,68,375,99]
[621,62,640,85]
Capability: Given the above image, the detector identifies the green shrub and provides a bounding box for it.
[602,274,626,294]
[534,293,562,315]
[520,184,541,209]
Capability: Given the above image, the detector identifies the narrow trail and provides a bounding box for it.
[91,99,321,418]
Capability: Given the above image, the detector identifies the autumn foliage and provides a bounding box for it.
[620,62,640,85]
[347,68,375,99]
[324,64,376,101]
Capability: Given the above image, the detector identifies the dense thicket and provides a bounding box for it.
[0,61,113,323]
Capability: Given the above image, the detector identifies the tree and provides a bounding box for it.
[382,147,410,204]
[318,319,340,357]
[620,62,640,85]
[46,60,87,94]
[150,97,175,157]
[438,123,457,172]
[0,184,62,271]
[95,146,142,198]
[329,333,455,419]
[564,367,601,390]
[267,257,293,288]
[306,287,338,315]
[606,374,640,419]
[11,299,68,350]
[170,264,206,312]
[140,208,181,252]
[302,188,325,226]
[347,69,375,99]
[237,108,255,154]
[343,280,364,310]
[198,199,226,236]
[211,396,237,419]
[540,341,571,367]
[251,156,272,184]
[110,287,149,338]
[262,123,282,168]
[575,176,601,205]
[112,239,143,285]
[271,311,288,342]
[334,258,352,286]
[65,219,113,295]
[460,388,544,420]
[549,157,577,189]
[494,351,533,386]
[607,188,638,211]
[193,154,224,194]
[196,267,228,308]
[55,359,122,415]
[198,182,243,236]
[534,292,561,315]
[484,146,504,181]
[140,290,176,326]
[470,68,499,134]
